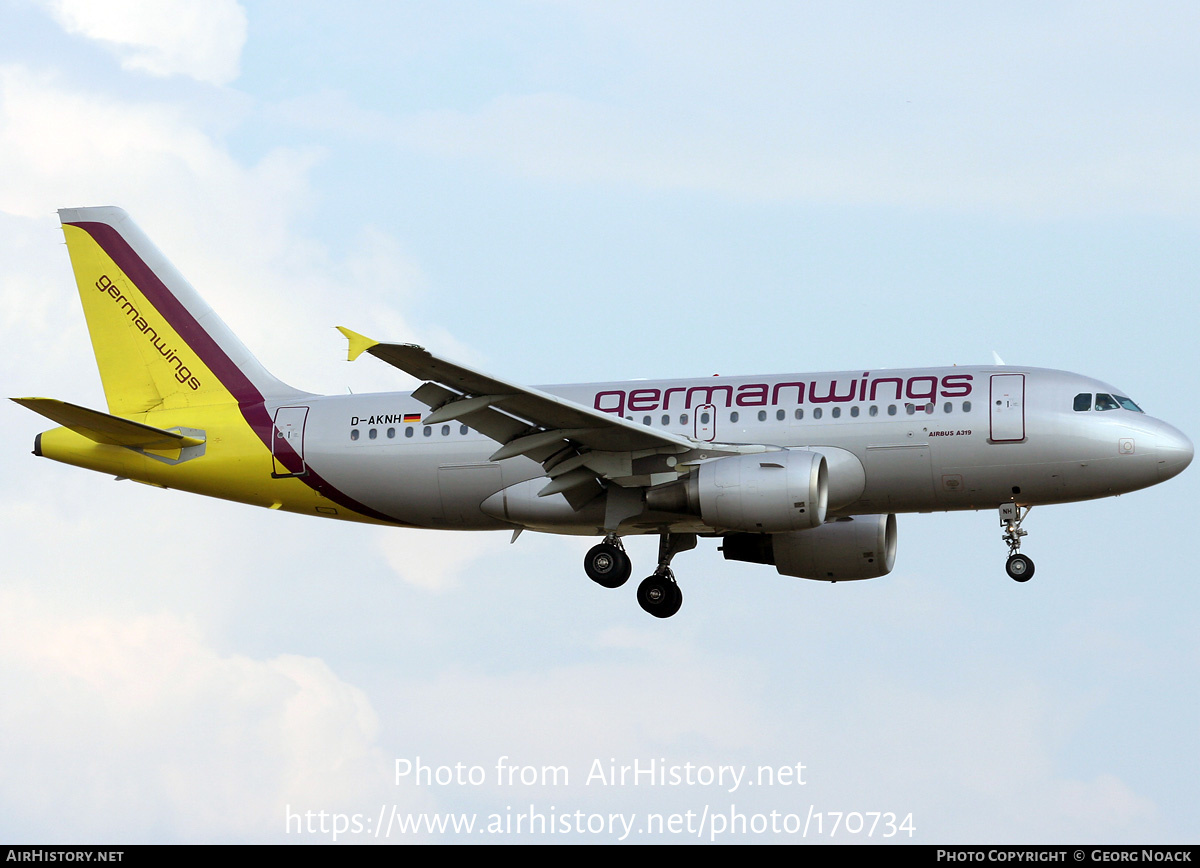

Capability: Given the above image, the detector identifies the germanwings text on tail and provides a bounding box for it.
[16,208,1193,617]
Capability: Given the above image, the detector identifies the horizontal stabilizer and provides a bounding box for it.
[12,398,205,449]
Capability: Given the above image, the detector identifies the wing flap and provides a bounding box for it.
[409,382,536,451]
[423,393,512,424]
[489,428,597,462]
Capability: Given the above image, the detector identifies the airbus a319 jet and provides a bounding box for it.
[15,208,1193,617]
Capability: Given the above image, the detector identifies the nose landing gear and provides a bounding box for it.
[1005,552,1034,581]
[1000,504,1035,582]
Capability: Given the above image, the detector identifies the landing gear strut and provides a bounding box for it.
[583,532,696,617]
[584,534,632,588]
[1000,503,1035,582]
[636,532,696,619]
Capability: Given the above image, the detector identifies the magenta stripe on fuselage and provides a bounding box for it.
[69,220,408,526]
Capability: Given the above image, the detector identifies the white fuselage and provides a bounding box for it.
[275,365,1192,533]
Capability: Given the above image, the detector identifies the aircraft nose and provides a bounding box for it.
[1156,423,1193,481]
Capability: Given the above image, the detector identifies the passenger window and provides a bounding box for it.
[943,402,952,414]
[776,409,785,421]
[1074,393,1092,411]
[730,411,739,423]
[832,407,841,418]
[680,414,689,425]
[813,408,823,419]
[369,428,377,440]
[869,405,878,417]
[888,405,897,416]
[794,409,804,420]
[387,427,395,439]
[701,412,711,424]
[850,406,859,417]
[405,427,414,438]
[757,410,767,421]
[906,404,916,415]
[661,414,670,426]
[963,401,972,413]
[441,425,450,436]
[1095,393,1120,411]
[460,425,468,435]
[643,415,652,426]
[423,426,432,437]
[350,429,359,441]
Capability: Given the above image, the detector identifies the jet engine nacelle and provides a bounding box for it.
[721,514,898,581]
[699,450,828,532]
[647,449,829,533]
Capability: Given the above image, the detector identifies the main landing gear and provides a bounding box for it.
[584,532,696,618]
[584,534,632,588]
[1000,503,1035,582]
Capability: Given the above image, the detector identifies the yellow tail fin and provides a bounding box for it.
[59,207,303,414]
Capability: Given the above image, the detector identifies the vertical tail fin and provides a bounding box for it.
[58,207,305,414]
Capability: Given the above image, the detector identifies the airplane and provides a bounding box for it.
[14,207,1194,618]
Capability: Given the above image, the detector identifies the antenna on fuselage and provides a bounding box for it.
[992,351,1007,366]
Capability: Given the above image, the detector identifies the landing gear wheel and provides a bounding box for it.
[637,574,682,618]
[661,586,682,618]
[584,543,631,588]
[999,505,1035,583]
[1006,553,1035,582]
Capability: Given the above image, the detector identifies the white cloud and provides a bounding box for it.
[389,88,1200,217]
[1051,775,1158,837]
[0,591,391,841]
[0,65,304,221]
[0,65,453,395]
[265,6,1200,218]
[378,527,514,591]
[798,680,1163,842]
[36,0,247,85]
[276,2,1195,218]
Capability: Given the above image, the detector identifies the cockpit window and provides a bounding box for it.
[1075,391,1143,412]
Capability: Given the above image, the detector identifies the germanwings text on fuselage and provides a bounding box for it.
[593,374,974,417]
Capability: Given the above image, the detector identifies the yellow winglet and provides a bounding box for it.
[336,326,379,362]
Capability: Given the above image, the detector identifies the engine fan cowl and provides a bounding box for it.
[696,449,828,533]
[721,514,898,581]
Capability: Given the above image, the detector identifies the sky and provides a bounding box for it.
[0,0,1197,844]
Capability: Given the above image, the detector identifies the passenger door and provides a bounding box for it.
[271,406,309,477]
[694,403,716,442]
[989,374,1025,442]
